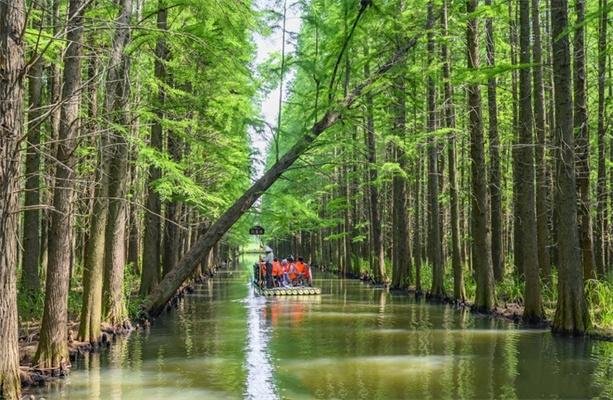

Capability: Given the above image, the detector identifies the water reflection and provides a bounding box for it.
[27,267,613,399]
[245,288,277,399]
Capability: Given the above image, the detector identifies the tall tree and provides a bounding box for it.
[484,0,503,282]
[594,0,608,276]
[427,1,444,298]
[573,0,595,280]
[141,0,168,295]
[466,0,495,311]
[36,0,89,369]
[517,0,543,322]
[0,0,26,397]
[531,0,551,279]
[442,0,465,301]
[21,5,45,296]
[364,47,386,284]
[550,0,589,335]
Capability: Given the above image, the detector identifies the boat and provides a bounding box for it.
[254,285,321,296]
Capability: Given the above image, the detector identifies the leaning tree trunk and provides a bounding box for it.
[484,0,503,282]
[573,0,596,280]
[518,0,543,322]
[0,1,26,397]
[141,27,429,318]
[140,1,168,296]
[550,0,589,335]
[466,0,495,312]
[531,0,551,280]
[36,0,88,370]
[442,0,465,301]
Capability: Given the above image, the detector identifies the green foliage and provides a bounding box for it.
[585,279,613,332]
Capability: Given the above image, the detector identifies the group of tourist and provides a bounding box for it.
[254,246,313,288]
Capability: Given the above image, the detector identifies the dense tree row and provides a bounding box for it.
[260,0,611,335]
[1,0,256,398]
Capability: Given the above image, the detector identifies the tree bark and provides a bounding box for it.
[573,0,595,280]
[466,0,495,312]
[550,0,589,335]
[531,0,551,280]
[518,0,543,322]
[485,0,503,282]
[36,0,88,370]
[141,29,427,318]
[442,0,465,301]
[141,1,168,296]
[0,1,26,397]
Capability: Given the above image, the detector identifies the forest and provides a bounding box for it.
[0,0,611,399]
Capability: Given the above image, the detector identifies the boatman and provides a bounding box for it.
[263,245,274,288]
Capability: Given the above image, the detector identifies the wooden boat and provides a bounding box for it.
[254,284,321,296]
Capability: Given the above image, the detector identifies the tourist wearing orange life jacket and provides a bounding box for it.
[272,258,283,286]
[287,257,298,283]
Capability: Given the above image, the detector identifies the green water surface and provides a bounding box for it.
[31,263,613,399]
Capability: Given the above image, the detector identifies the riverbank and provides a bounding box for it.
[325,266,613,341]
[17,270,216,392]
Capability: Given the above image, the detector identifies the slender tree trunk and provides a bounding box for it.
[36,0,88,370]
[531,0,551,280]
[466,0,495,312]
[0,1,26,397]
[103,0,133,327]
[364,48,386,284]
[573,0,595,280]
[140,1,168,295]
[426,1,443,298]
[413,156,422,293]
[442,0,465,301]
[163,133,181,276]
[550,0,589,335]
[485,0,503,282]
[594,0,608,277]
[518,0,543,322]
[21,26,44,296]
[391,64,410,290]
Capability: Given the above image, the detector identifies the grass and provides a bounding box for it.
[585,277,613,332]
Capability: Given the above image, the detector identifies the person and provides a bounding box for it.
[287,257,297,285]
[281,259,290,286]
[272,258,283,287]
[295,257,312,286]
[263,245,274,288]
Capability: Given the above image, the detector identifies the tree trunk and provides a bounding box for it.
[163,131,181,277]
[594,0,608,277]
[518,0,543,322]
[390,65,410,290]
[36,0,88,370]
[531,0,551,280]
[103,0,133,327]
[485,0,503,282]
[364,48,386,284]
[21,28,44,297]
[140,30,427,317]
[550,0,589,335]
[442,0,465,301]
[0,1,26,397]
[466,0,495,312]
[573,0,595,280]
[426,1,443,298]
[140,1,168,296]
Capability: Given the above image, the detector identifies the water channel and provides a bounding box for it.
[31,261,613,399]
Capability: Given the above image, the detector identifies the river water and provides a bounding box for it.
[31,263,613,399]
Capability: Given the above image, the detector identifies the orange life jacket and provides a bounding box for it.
[272,261,282,276]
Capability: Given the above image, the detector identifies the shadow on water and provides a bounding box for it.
[28,262,613,399]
